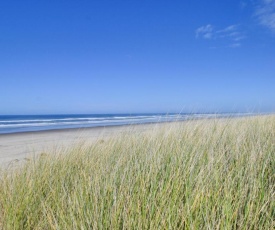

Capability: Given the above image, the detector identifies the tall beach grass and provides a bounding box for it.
[0,115,274,229]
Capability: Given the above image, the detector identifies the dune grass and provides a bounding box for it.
[0,115,274,229]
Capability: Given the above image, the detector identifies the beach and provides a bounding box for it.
[0,123,157,168]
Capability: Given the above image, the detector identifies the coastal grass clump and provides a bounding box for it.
[0,115,274,229]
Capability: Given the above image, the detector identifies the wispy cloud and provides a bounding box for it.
[195,24,245,47]
[216,25,246,41]
[195,24,214,39]
[256,0,275,32]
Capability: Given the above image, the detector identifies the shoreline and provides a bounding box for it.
[0,121,160,137]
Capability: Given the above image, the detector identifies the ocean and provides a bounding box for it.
[0,113,251,134]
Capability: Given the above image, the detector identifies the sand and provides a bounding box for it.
[0,124,157,168]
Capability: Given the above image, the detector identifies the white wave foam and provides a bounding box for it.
[0,116,163,124]
[0,117,169,129]
[1,114,221,130]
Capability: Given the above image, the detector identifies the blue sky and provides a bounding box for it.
[0,0,275,114]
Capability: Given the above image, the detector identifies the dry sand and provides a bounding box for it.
[0,124,157,168]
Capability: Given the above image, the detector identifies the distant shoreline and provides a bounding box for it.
[0,122,150,136]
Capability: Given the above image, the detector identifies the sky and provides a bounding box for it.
[0,0,275,115]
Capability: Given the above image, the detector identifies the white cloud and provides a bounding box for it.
[216,25,246,41]
[195,24,214,39]
[256,0,275,32]
[195,24,245,47]
[217,25,238,33]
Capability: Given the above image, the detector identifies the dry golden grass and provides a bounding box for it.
[0,115,274,229]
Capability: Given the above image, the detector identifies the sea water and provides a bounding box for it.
[0,113,250,134]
